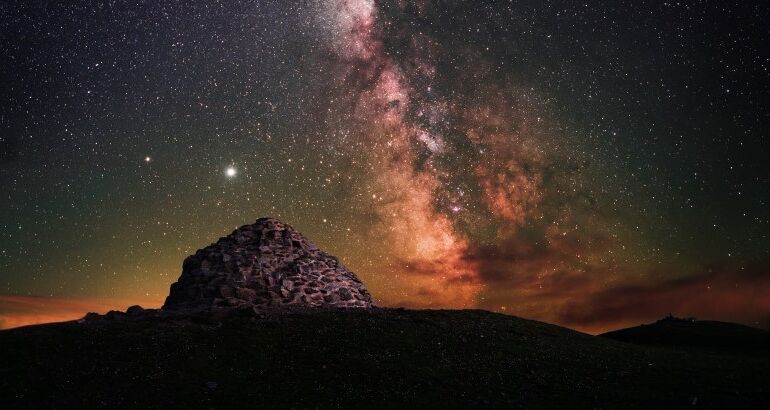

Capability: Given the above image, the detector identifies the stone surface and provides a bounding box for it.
[125,305,145,316]
[162,218,375,312]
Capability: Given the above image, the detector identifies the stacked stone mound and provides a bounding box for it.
[163,218,374,313]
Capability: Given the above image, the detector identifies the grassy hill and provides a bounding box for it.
[1,309,768,409]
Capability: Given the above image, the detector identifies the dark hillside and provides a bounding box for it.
[1,309,768,409]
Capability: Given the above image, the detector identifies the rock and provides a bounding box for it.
[163,218,375,313]
[105,310,125,320]
[219,285,234,298]
[83,312,101,321]
[338,288,352,301]
[235,288,257,302]
[125,305,145,316]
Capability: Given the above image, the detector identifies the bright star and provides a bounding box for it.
[144,156,151,162]
[225,166,237,177]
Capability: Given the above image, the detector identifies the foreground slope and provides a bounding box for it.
[1,309,768,409]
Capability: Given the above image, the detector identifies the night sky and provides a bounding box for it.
[1,0,769,332]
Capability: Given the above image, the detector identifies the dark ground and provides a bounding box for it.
[1,309,768,409]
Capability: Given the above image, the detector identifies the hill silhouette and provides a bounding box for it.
[1,309,769,408]
[601,315,770,355]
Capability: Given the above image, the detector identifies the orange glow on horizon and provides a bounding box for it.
[0,295,164,330]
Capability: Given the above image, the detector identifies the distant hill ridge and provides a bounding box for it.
[601,315,770,353]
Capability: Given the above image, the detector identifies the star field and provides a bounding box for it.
[1,0,769,332]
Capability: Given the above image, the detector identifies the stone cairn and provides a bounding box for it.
[162,218,375,314]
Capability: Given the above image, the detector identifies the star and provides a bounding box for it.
[225,167,237,178]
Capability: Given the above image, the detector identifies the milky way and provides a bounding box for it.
[1,1,769,332]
